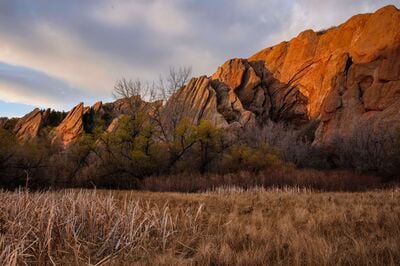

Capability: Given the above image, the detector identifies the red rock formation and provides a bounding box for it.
[52,103,86,146]
[171,5,400,147]
[13,108,44,141]
[248,5,400,145]
[162,76,229,127]
[92,101,103,112]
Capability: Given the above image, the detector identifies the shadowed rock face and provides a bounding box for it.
[211,58,308,125]
[13,108,44,141]
[168,5,400,147]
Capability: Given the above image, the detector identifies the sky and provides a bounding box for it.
[0,0,399,117]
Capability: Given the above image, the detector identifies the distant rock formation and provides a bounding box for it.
[92,101,104,116]
[13,108,44,141]
[52,103,86,146]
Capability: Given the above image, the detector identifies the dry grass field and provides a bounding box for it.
[1,187,400,265]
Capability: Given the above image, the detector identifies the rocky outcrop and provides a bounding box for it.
[92,101,104,116]
[211,58,308,125]
[248,5,400,145]
[162,76,229,127]
[52,103,86,146]
[13,108,44,141]
[166,57,309,130]
[51,97,162,146]
[168,5,400,147]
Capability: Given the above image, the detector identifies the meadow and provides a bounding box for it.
[1,187,399,265]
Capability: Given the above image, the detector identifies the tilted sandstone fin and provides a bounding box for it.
[163,76,229,127]
[92,101,103,113]
[13,108,44,141]
[52,103,86,147]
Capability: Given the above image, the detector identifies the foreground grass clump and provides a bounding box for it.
[0,188,400,265]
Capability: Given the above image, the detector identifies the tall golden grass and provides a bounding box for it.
[0,190,203,265]
[1,188,399,265]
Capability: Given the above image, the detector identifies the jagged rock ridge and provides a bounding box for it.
[52,103,87,146]
[7,5,400,150]
[169,5,400,147]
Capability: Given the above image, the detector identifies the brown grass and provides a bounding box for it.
[1,188,400,265]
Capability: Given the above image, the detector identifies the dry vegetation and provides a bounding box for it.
[1,188,400,265]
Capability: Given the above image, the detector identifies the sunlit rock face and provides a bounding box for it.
[13,108,44,141]
[92,101,104,116]
[52,103,86,147]
[168,5,400,146]
[51,97,162,146]
[248,5,400,146]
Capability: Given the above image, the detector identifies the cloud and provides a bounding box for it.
[0,0,399,116]
[0,62,95,110]
[266,0,400,45]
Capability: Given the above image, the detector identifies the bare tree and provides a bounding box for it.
[114,66,192,104]
[113,78,148,115]
[159,66,192,101]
